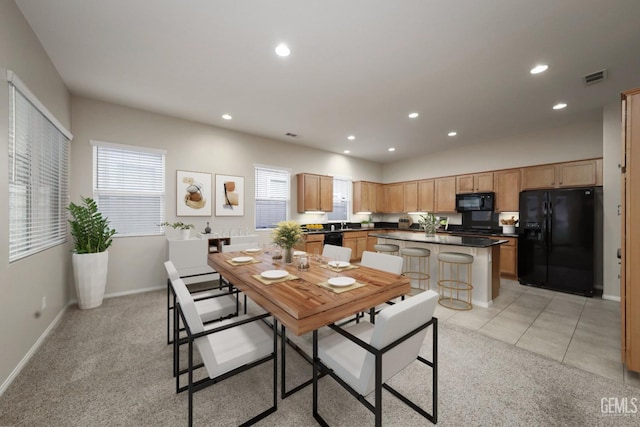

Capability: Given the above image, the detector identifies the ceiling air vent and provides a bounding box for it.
[583,69,607,86]
[285,132,298,138]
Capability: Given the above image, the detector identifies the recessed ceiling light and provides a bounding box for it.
[530,64,549,74]
[347,135,355,140]
[448,131,457,137]
[388,147,395,152]
[222,114,232,120]
[343,150,351,154]
[408,112,419,118]
[275,43,290,57]
[553,103,567,110]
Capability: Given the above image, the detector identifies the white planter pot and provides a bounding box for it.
[180,229,190,239]
[502,225,516,234]
[72,251,109,309]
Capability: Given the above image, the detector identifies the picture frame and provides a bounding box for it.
[176,170,212,216]
[215,174,245,217]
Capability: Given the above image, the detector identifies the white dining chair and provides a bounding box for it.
[164,261,238,377]
[313,290,439,426]
[322,244,352,262]
[171,276,277,426]
[360,251,405,322]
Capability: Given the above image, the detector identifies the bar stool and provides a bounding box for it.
[374,243,400,256]
[437,252,473,310]
[401,247,431,290]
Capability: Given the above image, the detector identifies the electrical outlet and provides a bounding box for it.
[41,296,47,311]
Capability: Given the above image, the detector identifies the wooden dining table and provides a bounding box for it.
[207,250,411,336]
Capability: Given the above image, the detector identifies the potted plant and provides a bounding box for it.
[68,197,117,309]
[271,220,303,264]
[160,221,195,239]
[418,213,440,236]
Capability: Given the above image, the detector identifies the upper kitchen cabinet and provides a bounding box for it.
[456,172,494,193]
[375,183,386,213]
[353,181,378,213]
[404,181,418,212]
[385,182,405,213]
[434,176,456,213]
[297,173,333,213]
[493,169,520,212]
[521,159,601,190]
[417,179,435,212]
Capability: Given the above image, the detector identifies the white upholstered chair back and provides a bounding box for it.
[360,251,403,275]
[359,290,438,395]
[322,244,352,262]
[164,260,180,281]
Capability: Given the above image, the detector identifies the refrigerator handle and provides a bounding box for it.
[543,201,547,216]
[548,201,552,244]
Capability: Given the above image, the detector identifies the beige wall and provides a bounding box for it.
[0,0,71,392]
[69,96,382,296]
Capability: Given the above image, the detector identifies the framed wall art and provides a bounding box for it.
[215,174,244,216]
[176,170,212,216]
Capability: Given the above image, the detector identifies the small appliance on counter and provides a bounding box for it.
[398,215,413,229]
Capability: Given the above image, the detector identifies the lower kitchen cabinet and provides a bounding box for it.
[498,237,518,278]
[294,233,324,255]
[342,231,368,262]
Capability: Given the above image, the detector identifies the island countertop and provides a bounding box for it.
[369,231,507,248]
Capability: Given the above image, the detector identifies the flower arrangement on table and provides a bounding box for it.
[271,220,303,263]
[418,213,440,236]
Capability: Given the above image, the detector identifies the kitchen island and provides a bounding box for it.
[370,231,507,307]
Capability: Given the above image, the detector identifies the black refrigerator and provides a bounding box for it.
[518,187,602,296]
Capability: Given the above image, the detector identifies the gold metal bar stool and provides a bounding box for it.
[373,243,400,256]
[437,252,473,310]
[401,247,431,290]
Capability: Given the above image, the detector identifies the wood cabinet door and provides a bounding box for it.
[494,169,520,212]
[557,160,597,187]
[366,235,377,252]
[434,177,456,212]
[375,184,385,213]
[500,244,517,277]
[352,181,364,213]
[355,237,368,261]
[404,181,418,212]
[298,174,319,212]
[320,175,333,211]
[417,179,434,212]
[306,241,323,256]
[521,164,557,190]
[342,237,358,262]
[387,183,405,213]
[456,174,475,193]
[475,172,494,192]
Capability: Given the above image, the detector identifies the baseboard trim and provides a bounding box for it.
[0,302,69,397]
[67,285,166,306]
[602,293,621,302]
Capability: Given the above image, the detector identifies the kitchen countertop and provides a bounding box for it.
[369,231,508,248]
[303,226,518,238]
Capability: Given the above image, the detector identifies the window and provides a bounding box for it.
[8,72,72,262]
[92,140,166,236]
[327,176,352,222]
[255,165,290,229]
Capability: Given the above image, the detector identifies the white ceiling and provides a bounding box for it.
[15,0,640,163]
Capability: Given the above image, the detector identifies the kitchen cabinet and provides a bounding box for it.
[456,172,494,193]
[375,183,385,213]
[366,233,378,252]
[621,88,640,373]
[385,182,405,213]
[521,159,600,190]
[342,231,368,261]
[353,181,380,213]
[434,176,456,213]
[417,179,435,212]
[404,181,418,212]
[297,173,333,213]
[494,169,520,212]
[294,233,324,255]
[498,237,518,278]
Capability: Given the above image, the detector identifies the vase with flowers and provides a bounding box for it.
[271,220,303,264]
[418,213,439,236]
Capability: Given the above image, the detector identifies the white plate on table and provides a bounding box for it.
[328,261,350,268]
[328,277,356,287]
[232,256,253,263]
[293,250,306,256]
[244,248,261,253]
[261,270,289,280]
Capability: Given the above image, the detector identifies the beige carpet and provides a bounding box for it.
[0,289,638,426]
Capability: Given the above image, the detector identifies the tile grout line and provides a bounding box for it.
[559,296,587,364]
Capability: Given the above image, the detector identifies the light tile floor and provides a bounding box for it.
[422,279,640,388]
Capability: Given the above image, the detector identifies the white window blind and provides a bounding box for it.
[92,141,165,236]
[8,76,71,262]
[255,165,290,229]
[327,177,352,221]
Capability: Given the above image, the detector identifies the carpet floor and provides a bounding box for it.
[0,289,638,426]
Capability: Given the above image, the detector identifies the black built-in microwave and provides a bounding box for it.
[455,192,495,212]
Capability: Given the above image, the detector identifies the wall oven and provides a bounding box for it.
[455,192,495,212]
